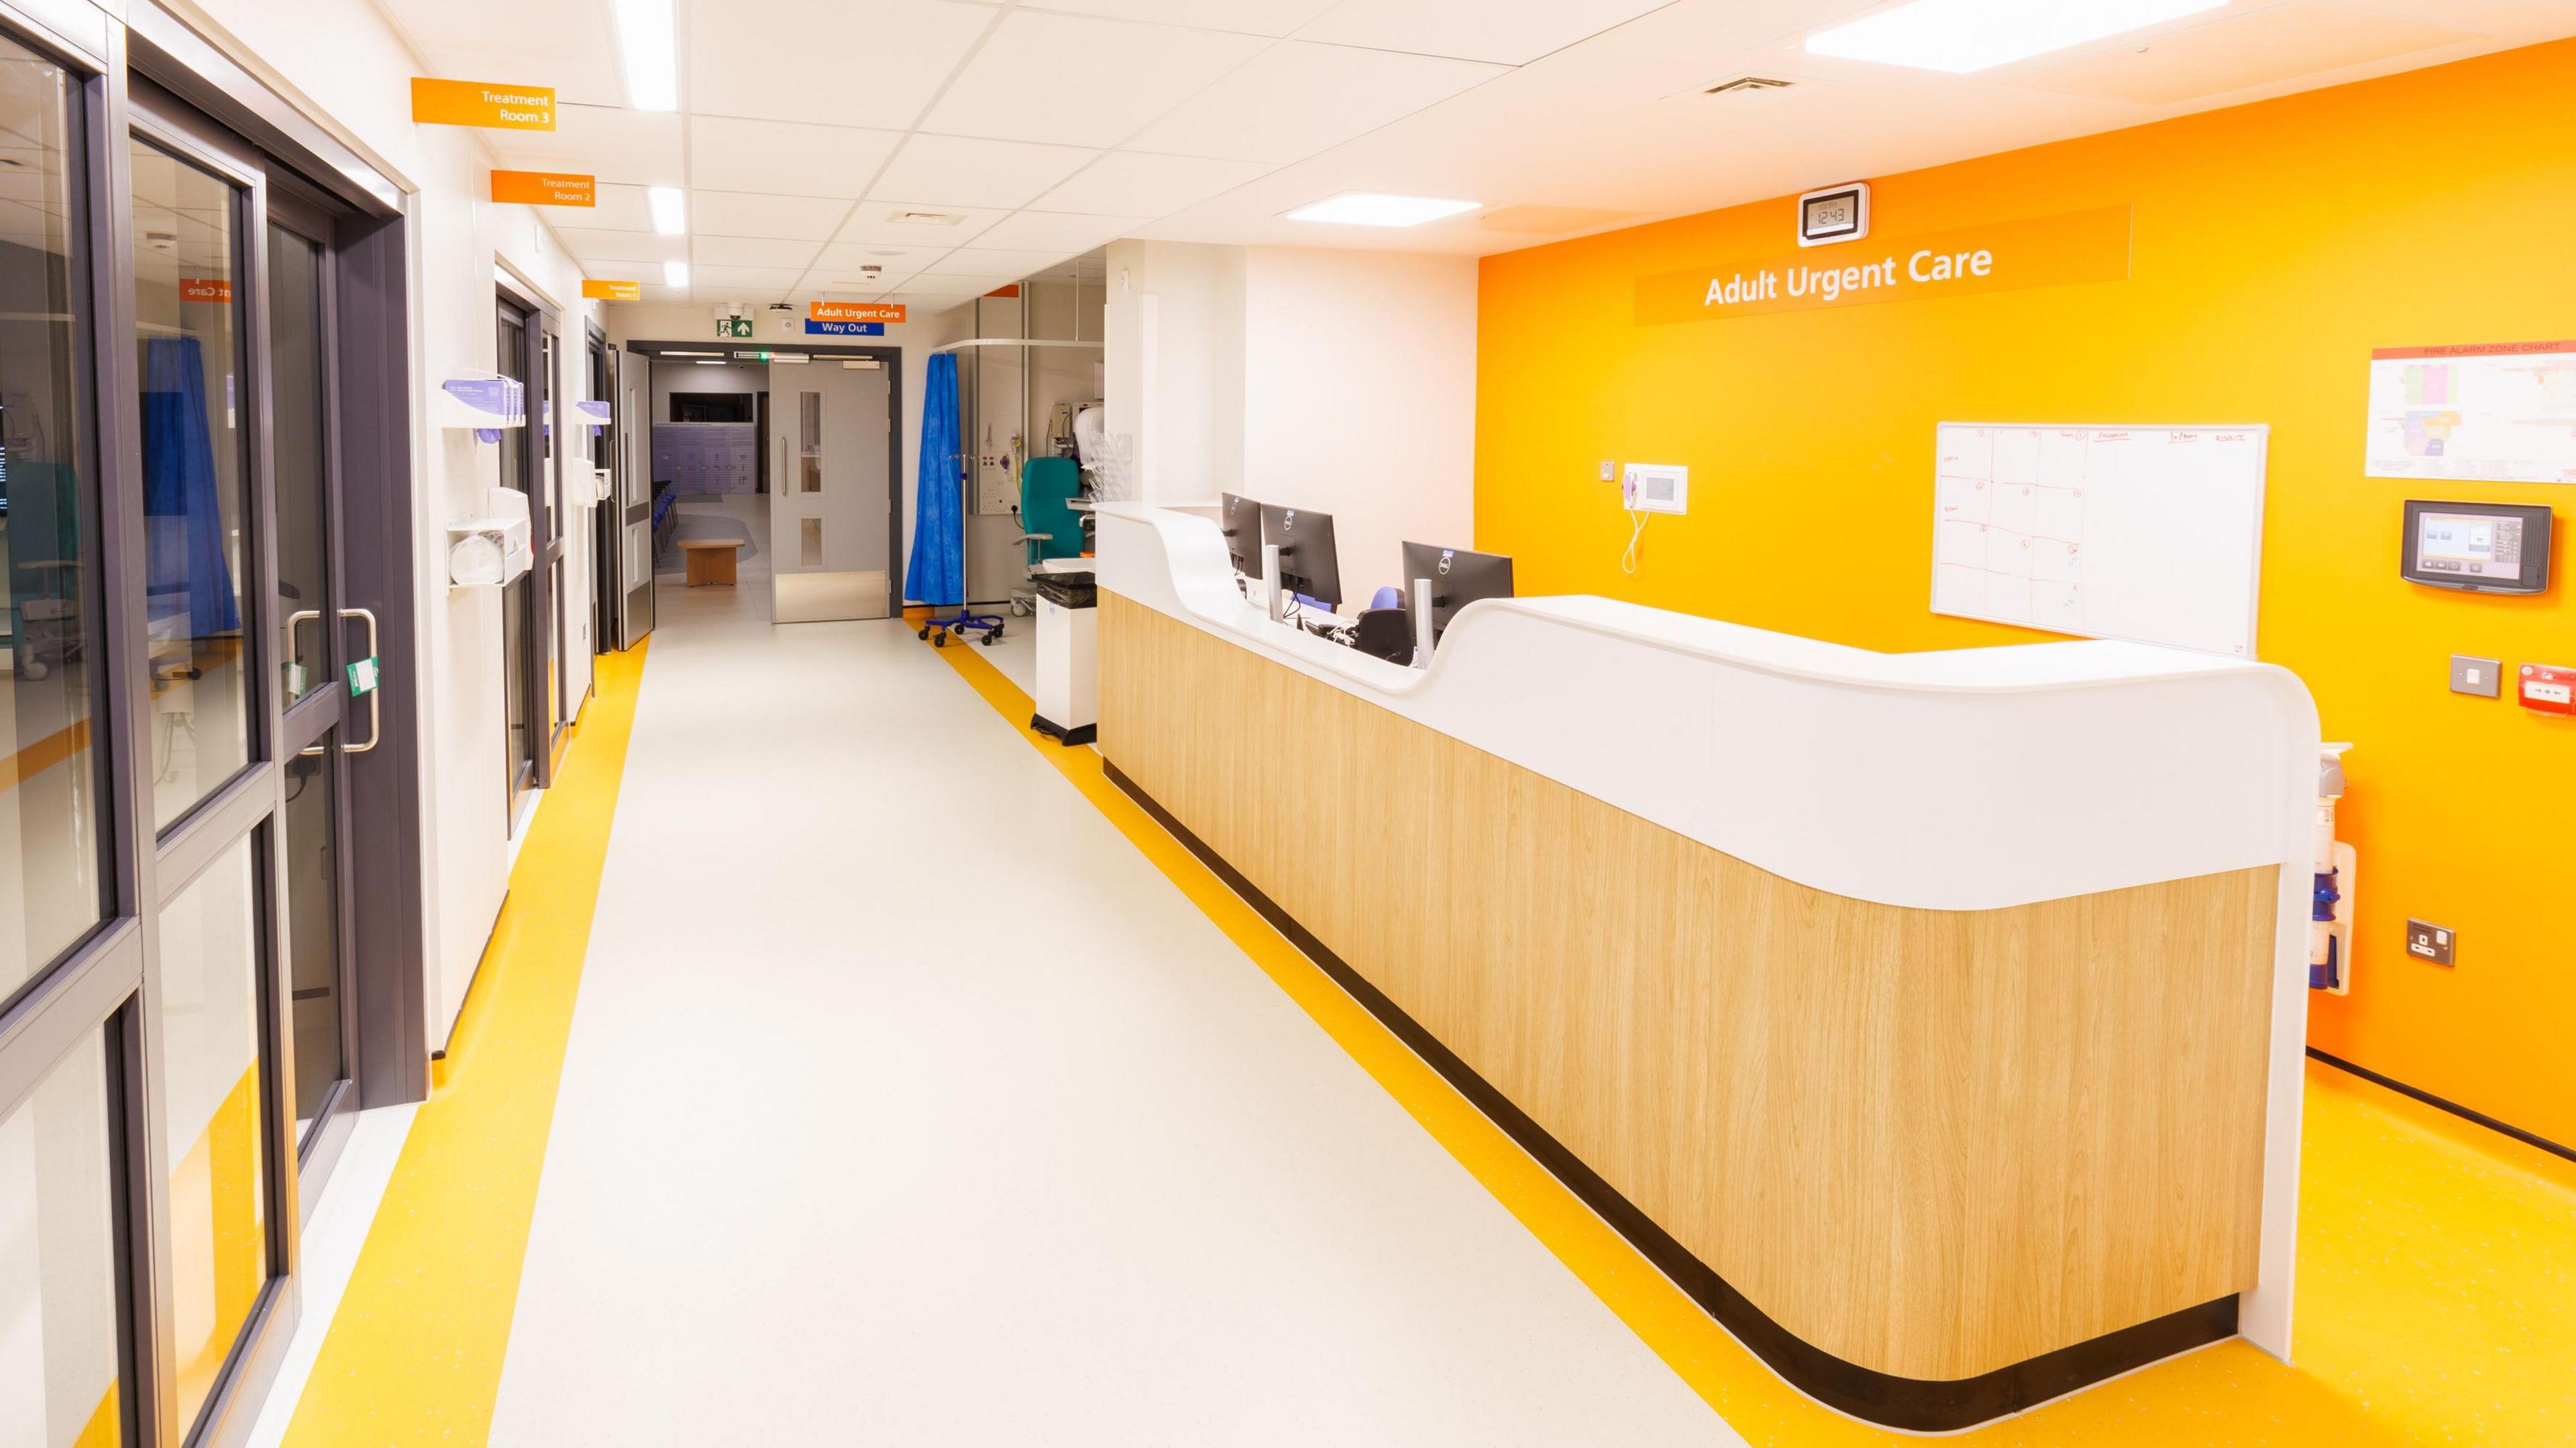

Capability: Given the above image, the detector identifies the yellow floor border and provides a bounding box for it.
[278,641,649,1448]
[915,613,2575,1448]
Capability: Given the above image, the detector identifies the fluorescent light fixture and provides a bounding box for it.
[1805,0,2226,73]
[694,359,727,366]
[1283,192,1482,228]
[662,260,688,287]
[647,186,686,235]
[661,349,720,357]
[611,0,679,111]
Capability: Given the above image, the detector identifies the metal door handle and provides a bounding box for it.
[300,606,382,757]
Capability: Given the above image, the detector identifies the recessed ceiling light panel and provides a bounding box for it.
[611,0,679,111]
[1805,0,2227,74]
[662,260,689,286]
[647,186,686,235]
[1283,192,1483,228]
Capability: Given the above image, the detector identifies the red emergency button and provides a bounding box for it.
[2520,663,2575,716]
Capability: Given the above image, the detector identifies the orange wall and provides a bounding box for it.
[1475,40,2576,1146]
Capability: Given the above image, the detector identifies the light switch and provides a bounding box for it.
[2451,654,2502,698]
[1599,459,1617,482]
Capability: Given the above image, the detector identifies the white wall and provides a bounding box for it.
[1104,240,1478,608]
[1104,239,1243,506]
[1240,247,1478,602]
[180,0,603,1050]
[607,300,973,601]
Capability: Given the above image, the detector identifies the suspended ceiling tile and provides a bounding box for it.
[692,234,824,269]
[410,46,626,108]
[688,116,905,199]
[690,190,855,241]
[922,246,1076,277]
[687,0,997,129]
[1021,0,1337,36]
[689,263,808,294]
[892,272,1016,295]
[868,133,1102,209]
[551,227,686,264]
[1122,40,1503,164]
[2015,1,2481,105]
[572,260,655,283]
[1475,203,1644,235]
[1294,0,1670,66]
[372,0,625,103]
[923,10,1269,148]
[812,241,951,272]
[488,106,684,187]
[582,183,656,233]
[1034,151,1270,217]
[835,200,1009,245]
[969,210,1144,252]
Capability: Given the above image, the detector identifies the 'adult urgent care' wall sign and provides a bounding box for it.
[1635,206,2131,325]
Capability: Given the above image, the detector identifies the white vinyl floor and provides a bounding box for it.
[482,580,1741,1445]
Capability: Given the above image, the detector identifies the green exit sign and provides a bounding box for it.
[717,316,752,338]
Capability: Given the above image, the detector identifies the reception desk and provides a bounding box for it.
[1091,504,2316,1431]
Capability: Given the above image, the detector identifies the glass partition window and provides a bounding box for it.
[798,391,821,493]
[156,837,270,1435]
[131,139,252,830]
[0,1032,123,1448]
[0,38,103,1003]
[269,224,327,704]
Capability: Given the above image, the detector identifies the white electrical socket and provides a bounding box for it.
[1623,462,1688,515]
[1598,459,1617,482]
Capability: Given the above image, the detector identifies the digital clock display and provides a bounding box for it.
[1798,184,1868,246]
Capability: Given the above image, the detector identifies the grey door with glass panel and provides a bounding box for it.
[619,349,653,646]
[767,358,892,622]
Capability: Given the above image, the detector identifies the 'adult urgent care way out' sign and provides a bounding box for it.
[1635,206,2131,325]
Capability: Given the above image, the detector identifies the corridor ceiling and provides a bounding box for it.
[370,0,2576,307]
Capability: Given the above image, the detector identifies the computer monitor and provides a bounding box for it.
[1401,541,1513,643]
[1258,502,1342,608]
[1219,492,1263,577]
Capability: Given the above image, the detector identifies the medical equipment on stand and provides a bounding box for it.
[2310,744,2356,993]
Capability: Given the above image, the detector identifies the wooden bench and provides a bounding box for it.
[678,537,743,587]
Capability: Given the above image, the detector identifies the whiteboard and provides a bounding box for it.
[1931,423,2268,657]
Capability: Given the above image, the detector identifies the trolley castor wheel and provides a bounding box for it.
[981,632,997,647]
[916,626,929,640]
[933,631,947,648]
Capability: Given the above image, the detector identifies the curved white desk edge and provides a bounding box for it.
[1095,501,2313,1364]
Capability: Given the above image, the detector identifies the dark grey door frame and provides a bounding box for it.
[624,338,908,608]
[0,8,426,1448]
[496,281,562,798]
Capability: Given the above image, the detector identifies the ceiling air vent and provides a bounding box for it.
[1702,75,1792,96]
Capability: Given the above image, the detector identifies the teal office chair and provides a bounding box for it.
[1010,457,1085,615]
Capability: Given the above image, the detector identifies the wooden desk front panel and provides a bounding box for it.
[1097,594,2276,1382]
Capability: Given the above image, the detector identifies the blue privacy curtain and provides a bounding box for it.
[906,351,965,606]
[142,335,239,635]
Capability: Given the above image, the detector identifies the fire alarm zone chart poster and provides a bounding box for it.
[2366,340,2576,484]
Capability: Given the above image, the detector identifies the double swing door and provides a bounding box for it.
[3,54,378,1448]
